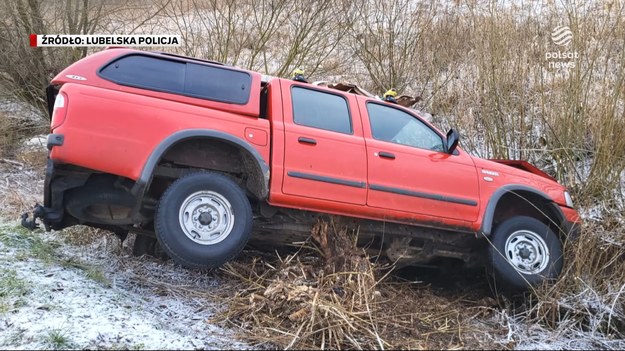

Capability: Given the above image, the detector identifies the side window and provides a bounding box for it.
[367,102,444,152]
[100,55,185,92]
[99,54,251,104]
[184,63,251,104]
[291,87,352,134]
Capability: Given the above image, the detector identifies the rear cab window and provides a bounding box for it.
[99,54,252,105]
[291,86,352,134]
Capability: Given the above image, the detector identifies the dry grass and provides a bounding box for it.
[212,219,500,349]
[0,163,42,220]
[0,112,42,158]
[59,226,110,247]
[0,136,47,220]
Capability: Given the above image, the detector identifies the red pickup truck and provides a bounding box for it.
[23,48,580,290]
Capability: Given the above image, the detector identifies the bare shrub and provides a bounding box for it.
[346,0,440,93]
[0,0,103,116]
[213,218,500,349]
[0,0,169,151]
[158,0,349,79]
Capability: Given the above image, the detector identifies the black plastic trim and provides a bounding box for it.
[297,137,317,145]
[47,134,64,149]
[132,129,270,202]
[480,184,565,236]
[43,158,54,208]
[37,161,90,231]
[287,171,366,188]
[45,85,58,119]
[378,151,395,159]
[369,183,478,206]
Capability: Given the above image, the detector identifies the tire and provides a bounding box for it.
[155,172,252,269]
[488,216,563,291]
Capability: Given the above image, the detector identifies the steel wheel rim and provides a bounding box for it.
[504,230,550,275]
[178,190,234,245]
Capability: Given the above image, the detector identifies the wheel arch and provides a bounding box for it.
[481,184,565,237]
[131,129,270,203]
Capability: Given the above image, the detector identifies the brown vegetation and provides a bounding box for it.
[214,218,500,349]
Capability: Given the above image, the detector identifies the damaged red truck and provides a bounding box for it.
[22,48,580,290]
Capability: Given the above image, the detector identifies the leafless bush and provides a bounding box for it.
[346,0,444,93]
[158,0,349,79]
[0,0,169,152]
[0,0,105,116]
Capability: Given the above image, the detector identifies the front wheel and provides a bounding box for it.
[155,172,253,269]
[488,216,563,291]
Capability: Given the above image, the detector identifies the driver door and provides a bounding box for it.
[360,100,480,222]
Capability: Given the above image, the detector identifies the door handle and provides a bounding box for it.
[298,137,317,145]
[378,151,395,159]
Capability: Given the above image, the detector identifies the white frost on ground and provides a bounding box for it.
[473,308,625,350]
[0,229,250,350]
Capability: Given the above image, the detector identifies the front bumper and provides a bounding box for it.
[559,205,582,240]
[562,219,581,241]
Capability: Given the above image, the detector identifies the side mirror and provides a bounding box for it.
[446,129,459,154]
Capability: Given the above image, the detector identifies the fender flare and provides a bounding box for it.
[131,129,270,202]
[480,184,564,236]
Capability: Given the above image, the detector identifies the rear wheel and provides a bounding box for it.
[155,172,252,269]
[488,216,563,291]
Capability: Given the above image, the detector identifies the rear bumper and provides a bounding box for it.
[43,157,54,208]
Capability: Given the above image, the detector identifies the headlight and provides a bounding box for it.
[564,191,574,207]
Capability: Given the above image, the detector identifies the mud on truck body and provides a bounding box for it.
[22,48,581,290]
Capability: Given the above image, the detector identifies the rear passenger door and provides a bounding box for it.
[281,82,367,205]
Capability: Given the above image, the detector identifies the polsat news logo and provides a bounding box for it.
[545,25,578,70]
[29,34,181,47]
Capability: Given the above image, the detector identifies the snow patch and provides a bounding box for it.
[0,231,249,350]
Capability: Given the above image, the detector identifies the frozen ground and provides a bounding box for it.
[0,227,249,350]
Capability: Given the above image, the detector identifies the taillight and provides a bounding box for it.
[50,92,68,130]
